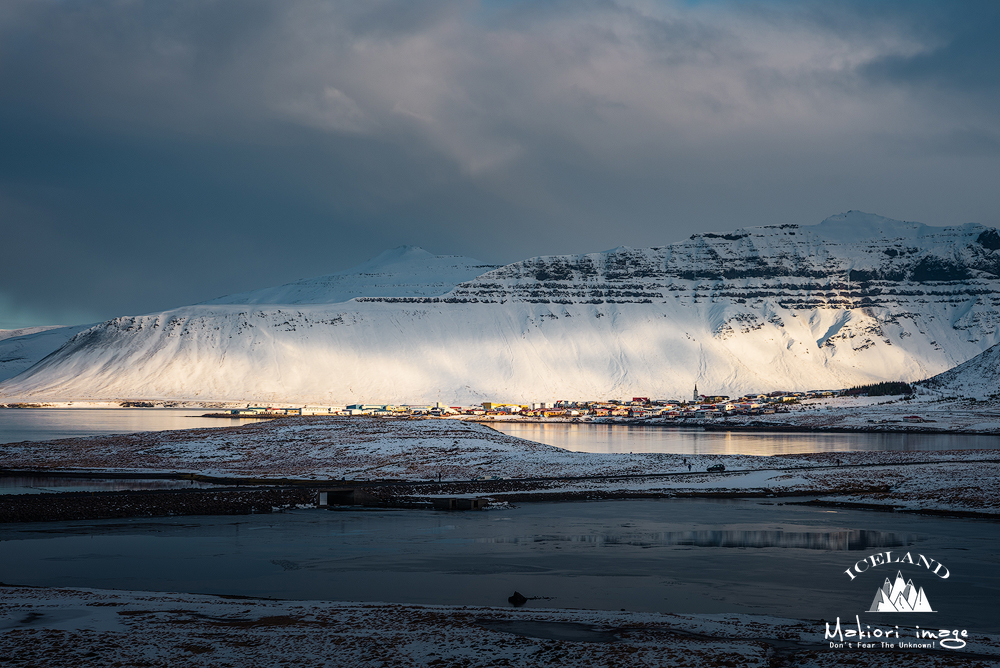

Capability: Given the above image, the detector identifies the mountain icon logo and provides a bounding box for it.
[868,571,934,612]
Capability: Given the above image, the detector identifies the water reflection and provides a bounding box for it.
[490,423,1000,455]
[0,501,993,630]
[476,529,918,550]
[0,408,259,444]
[4,410,998,455]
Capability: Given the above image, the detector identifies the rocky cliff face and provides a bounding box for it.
[2,212,999,403]
[383,213,1000,326]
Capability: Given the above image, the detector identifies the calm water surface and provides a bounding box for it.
[4,409,999,454]
[0,408,261,444]
[490,422,1000,455]
[1,500,997,631]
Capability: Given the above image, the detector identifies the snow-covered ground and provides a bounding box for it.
[2,586,996,667]
[721,395,1000,433]
[918,341,1000,400]
[535,457,1000,515]
[2,417,998,515]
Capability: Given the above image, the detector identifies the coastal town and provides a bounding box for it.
[228,387,820,420]
[207,380,979,433]
[227,387,842,420]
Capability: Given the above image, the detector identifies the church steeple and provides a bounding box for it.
[693,383,698,403]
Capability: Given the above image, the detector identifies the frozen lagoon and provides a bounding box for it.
[1,499,997,633]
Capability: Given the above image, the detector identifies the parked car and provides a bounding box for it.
[706,464,725,472]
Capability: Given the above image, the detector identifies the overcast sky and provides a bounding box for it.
[1,0,998,328]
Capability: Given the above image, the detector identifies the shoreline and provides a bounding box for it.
[480,417,1000,436]
[0,486,318,523]
[200,412,283,419]
[4,403,1000,435]
[3,417,998,521]
[4,475,1000,523]
[10,585,998,667]
[699,421,995,435]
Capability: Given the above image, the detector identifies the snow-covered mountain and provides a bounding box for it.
[918,342,1000,399]
[0,247,492,388]
[3,212,1000,403]
[202,246,497,305]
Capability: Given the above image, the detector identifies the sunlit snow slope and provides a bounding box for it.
[3,212,1000,403]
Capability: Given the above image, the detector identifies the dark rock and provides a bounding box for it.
[977,229,1000,251]
[910,256,970,282]
[508,591,528,607]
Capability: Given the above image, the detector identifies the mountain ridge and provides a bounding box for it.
[201,245,498,306]
[2,212,999,403]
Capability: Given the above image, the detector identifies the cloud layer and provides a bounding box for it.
[1,0,998,327]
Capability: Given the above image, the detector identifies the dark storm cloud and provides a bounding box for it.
[863,0,1000,96]
[1,0,998,328]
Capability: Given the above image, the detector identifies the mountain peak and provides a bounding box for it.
[203,246,497,305]
[357,246,436,270]
[813,211,927,243]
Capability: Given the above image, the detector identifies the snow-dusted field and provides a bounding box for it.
[0,417,629,480]
[2,416,998,515]
[539,456,1000,515]
[2,586,996,667]
[723,395,1000,433]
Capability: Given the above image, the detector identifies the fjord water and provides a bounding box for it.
[0,408,256,444]
[3,409,999,454]
[489,422,1000,455]
[0,500,996,632]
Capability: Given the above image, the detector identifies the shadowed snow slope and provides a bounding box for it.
[919,342,1000,399]
[201,246,498,305]
[0,325,90,383]
[3,212,1000,402]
